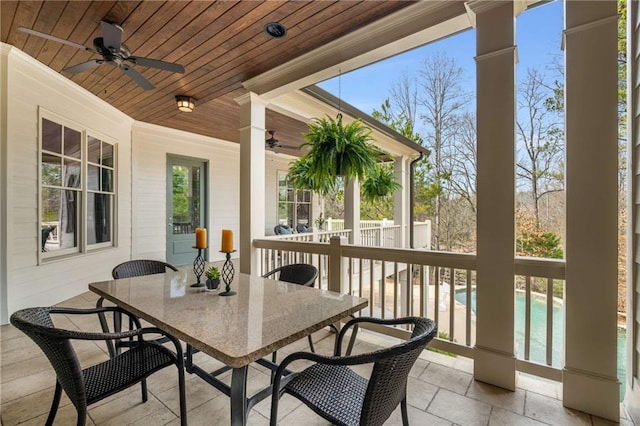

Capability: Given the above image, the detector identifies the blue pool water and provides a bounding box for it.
[454,289,626,399]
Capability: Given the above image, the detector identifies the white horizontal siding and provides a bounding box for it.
[1,43,301,323]
[2,45,133,321]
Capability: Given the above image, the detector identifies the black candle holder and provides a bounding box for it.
[191,247,206,288]
[219,250,236,296]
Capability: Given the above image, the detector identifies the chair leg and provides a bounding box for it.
[401,397,409,426]
[307,334,315,353]
[141,379,148,402]
[270,351,278,383]
[76,406,87,426]
[45,381,63,426]
[345,324,359,356]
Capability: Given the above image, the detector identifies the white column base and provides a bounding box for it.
[473,345,516,391]
[563,368,619,421]
[624,379,640,424]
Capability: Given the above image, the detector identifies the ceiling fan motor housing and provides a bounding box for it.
[94,37,130,65]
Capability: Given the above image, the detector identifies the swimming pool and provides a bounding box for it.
[454,288,626,399]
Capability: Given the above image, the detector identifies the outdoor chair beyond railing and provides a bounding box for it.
[10,306,187,426]
[263,263,319,358]
[97,259,179,357]
[274,224,294,235]
[270,316,437,426]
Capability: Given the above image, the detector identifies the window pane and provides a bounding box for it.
[87,193,111,244]
[64,159,81,188]
[64,127,81,159]
[88,165,99,190]
[88,136,100,164]
[102,142,114,167]
[102,168,113,192]
[286,188,294,202]
[42,119,62,153]
[41,153,62,186]
[302,190,311,203]
[171,165,201,234]
[41,188,79,251]
[297,204,310,225]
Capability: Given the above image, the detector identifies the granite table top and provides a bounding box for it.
[89,270,368,368]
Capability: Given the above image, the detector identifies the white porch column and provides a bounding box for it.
[627,0,640,422]
[235,92,267,275]
[344,178,361,245]
[563,1,619,420]
[468,0,517,391]
[394,156,409,248]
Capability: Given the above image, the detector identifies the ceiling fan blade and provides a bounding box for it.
[18,27,91,51]
[128,56,185,74]
[64,60,103,74]
[100,21,122,53]
[120,65,154,90]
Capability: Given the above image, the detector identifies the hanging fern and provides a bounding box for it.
[361,163,402,202]
[288,115,400,200]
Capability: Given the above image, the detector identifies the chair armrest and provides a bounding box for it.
[46,306,147,341]
[335,316,423,356]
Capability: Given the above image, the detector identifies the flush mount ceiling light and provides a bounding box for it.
[263,22,287,38]
[176,96,195,112]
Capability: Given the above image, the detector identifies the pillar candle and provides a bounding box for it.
[221,229,234,252]
[195,228,207,249]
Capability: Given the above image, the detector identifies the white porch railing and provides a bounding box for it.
[254,236,566,382]
[272,219,431,250]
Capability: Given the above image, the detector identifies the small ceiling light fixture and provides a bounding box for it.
[263,22,287,39]
[176,95,196,112]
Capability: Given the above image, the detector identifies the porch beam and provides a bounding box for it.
[471,0,517,391]
[235,92,267,275]
[563,1,619,420]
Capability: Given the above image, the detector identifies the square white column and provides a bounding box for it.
[235,92,267,275]
[469,0,517,391]
[563,1,619,420]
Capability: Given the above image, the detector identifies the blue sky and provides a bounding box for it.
[317,0,564,117]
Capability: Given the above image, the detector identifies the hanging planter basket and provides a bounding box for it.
[289,115,389,196]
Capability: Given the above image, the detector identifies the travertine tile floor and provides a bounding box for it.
[0,291,635,426]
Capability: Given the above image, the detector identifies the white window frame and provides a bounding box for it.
[38,108,117,262]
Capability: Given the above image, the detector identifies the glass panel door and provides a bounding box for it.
[166,156,206,265]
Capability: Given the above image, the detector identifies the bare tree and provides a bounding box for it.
[447,112,477,215]
[516,68,564,226]
[419,52,467,250]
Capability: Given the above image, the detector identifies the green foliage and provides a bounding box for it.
[287,156,336,196]
[426,331,457,357]
[361,163,402,203]
[290,115,400,202]
[516,230,563,259]
[371,98,424,144]
[205,266,220,280]
[302,115,377,183]
[172,166,190,222]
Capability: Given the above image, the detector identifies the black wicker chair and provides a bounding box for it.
[10,306,187,426]
[111,259,179,279]
[97,259,179,357]
[270,316,437,426]
[263,264,318,356]
[262,263,318,287]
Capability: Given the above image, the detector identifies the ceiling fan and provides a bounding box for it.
[266,130,298,152]
[18,21,185,90]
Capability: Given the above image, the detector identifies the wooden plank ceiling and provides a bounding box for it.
[1,1,414,154]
